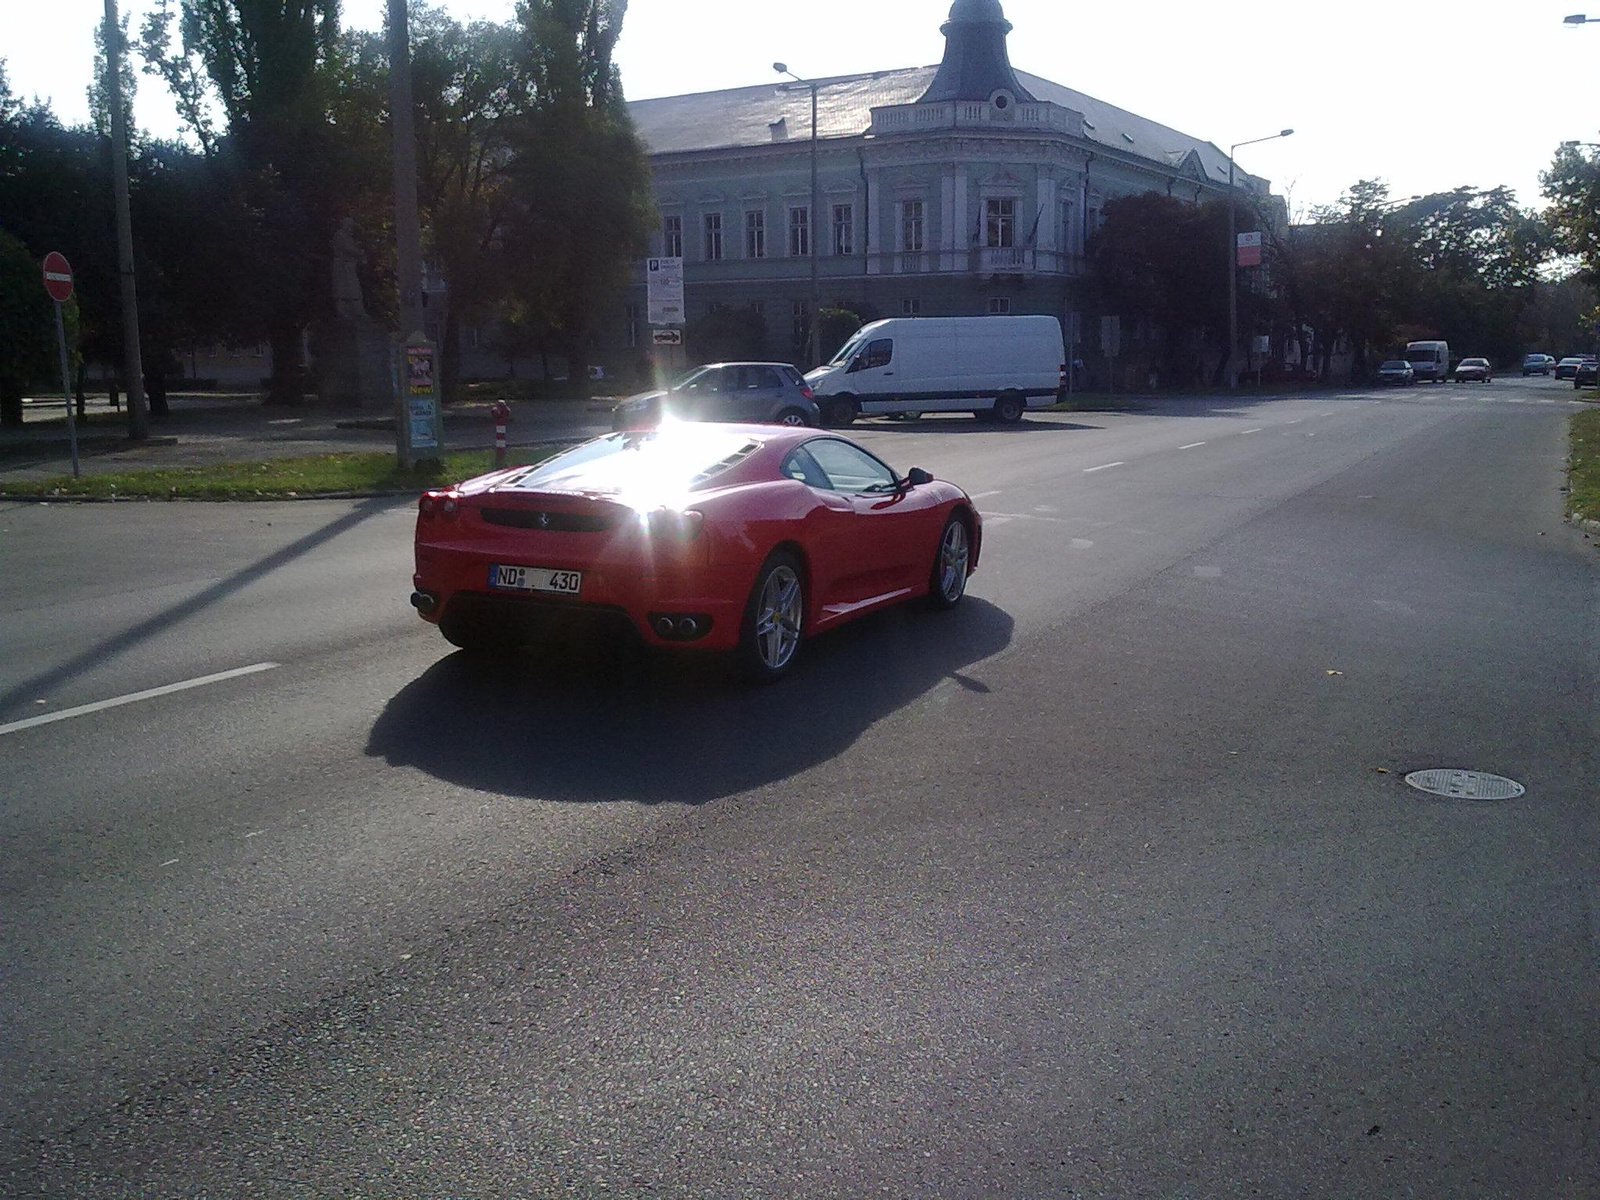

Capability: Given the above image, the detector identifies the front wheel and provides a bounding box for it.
[824,396,857,428]
[927,513,971,610]
[737,552,805,683]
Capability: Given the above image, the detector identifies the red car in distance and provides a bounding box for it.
[412,423,982,681]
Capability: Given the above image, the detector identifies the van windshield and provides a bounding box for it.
[1404,349,1437,364]
[829,329,871,367]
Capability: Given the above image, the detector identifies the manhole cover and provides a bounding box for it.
[1404,769,1526,801]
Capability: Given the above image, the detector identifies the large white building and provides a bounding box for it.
[614,0,1278,374]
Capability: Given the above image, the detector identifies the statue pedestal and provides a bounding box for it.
[314,317,392,409]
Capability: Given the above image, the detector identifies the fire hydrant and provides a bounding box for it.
[491,399,512,468]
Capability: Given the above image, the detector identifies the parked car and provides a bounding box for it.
[1377,360,1417,386]
[806,315,1064,427]
[1404,340,1451,383]
[412,424,981,680]
[1522,354,1556,376]
[1454,357,1492,383]
[611,363,819,432]
[1576,359,1599,390]
[1556,357,1585,380]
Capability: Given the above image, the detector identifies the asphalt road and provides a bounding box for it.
[1,375,1596,1198]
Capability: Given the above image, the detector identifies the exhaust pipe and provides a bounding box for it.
[411,590,438,615]
[678,617,698,638]
[654,616,677,638]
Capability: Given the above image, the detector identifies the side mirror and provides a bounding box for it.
[905,467,934,487]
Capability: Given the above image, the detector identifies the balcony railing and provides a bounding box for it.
[869,99,1084,138]
[977,246,1031,273]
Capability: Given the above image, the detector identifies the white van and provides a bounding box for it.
[805,315,1064,426]
[1404,340,1451,383]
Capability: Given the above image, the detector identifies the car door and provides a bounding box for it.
[804,437,925,602]
[844,338,901,414]
[726,365,784,422]
[670,367,726,422]
[777,444,858,617]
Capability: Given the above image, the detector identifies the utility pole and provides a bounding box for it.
[104,0,148,440]
[388,0,429,468]
[776,64,823,368]
[1225,129,1294,389]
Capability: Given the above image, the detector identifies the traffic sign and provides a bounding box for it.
[647,257,685,326]
[42,251,74,302]
[1236,231,1263,268]
[652,328,684,347]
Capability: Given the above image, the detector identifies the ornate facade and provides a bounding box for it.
[615,0,1278,370]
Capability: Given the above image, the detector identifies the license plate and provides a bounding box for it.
[488,565,583,595]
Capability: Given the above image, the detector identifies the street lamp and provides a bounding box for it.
[1563,13,1599,23]
[1226,128,1294,388]
[775,63,821,369]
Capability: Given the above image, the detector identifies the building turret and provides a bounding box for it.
[917,0,1037,105]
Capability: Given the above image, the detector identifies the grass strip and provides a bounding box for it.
[1571,409,1600,524]
[0,448,556,500]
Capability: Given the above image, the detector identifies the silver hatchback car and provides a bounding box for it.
[612,363,820,431]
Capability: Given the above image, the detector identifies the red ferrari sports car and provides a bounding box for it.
[411,423,982,680]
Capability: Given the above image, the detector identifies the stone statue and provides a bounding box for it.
[331,217,367,320]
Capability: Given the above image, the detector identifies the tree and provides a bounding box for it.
[0,229,76,428]
[687,305,767,364]
[1091,192,1232,383]
[140,0,349,403]
[1543,142,1600,287]
[502,0,654,383]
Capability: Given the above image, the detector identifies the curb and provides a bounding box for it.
[0,437,585,505]
[0,435,180,460]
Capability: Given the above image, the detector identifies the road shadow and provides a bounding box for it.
[0,497,401,717]
[366,597,1014,805]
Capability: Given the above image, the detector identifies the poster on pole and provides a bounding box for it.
[1237,231,1263,268]
[647,257,685,327]
[404,337,441,455]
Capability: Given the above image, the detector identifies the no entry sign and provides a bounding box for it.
[42,251,74,302]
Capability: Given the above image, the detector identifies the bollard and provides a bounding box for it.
[491,399,511,468]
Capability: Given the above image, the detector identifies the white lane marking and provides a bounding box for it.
[1033,504,1059,513]
[160,858,180,868]
[0,663,280,738]
[244,830,264,839]
[1179,441,1207,450]
[1083,461,1124,474]
[1285,419,1303,425]
[983,515,1014,526]
[1070,538,1095,550]
[1242,428,1262,435]
[970,490,1003,500]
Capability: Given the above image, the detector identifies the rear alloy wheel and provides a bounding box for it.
[738,552,805,682]
[928,514,971,610]
[776,407,810,427]
[993,392,1025,424]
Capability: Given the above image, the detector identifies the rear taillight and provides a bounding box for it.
[801,385,815,400]
[645,508,704,540]
[420,490,460,521]
[1059,363,1068,388]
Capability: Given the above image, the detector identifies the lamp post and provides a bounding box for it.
[1567,20,1600,376]
[775,63,821,369]
[1226,128,1294,388]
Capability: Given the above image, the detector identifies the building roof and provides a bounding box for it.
[627,66,1256,190]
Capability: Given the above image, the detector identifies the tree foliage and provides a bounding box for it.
[1542,142,1600,290]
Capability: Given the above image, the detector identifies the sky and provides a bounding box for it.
[5,0,1597,216]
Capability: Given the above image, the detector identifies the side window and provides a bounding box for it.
[862,339,893,370]
[753,367,785,390]
[805,439,898,493]
[687,368,724,392]
[781,447,833,490]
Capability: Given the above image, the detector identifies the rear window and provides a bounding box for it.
[512,429,761,494]
[782,366,807,387]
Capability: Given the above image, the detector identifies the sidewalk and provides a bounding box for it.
[0,392,615,482]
